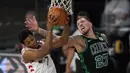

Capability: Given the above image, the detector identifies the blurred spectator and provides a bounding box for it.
[13,43,21,53]
[51,48,67,73]
[70,52,82,73]
[5,43,21,53]
[101,0,130,28]
[25,10,37,20]
[106,29,130,73]
[53,26,64,35]
[127,61,130,73]
[25,10,45,41]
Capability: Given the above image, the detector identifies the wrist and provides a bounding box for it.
[47,29,52,32]
[36,27,40,33]
[66,64,71,67]
[47,28,53,31]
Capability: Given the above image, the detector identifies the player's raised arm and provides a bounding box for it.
[65,47,75,73]
[22,15,58,61]
[51,18,69,48]
[25,16,58,38]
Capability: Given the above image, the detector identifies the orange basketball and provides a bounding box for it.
[48,7,68,26]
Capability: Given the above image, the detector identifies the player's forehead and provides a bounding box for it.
[77,16,87,20]
[77,18,87,24]
[24,35,34,41]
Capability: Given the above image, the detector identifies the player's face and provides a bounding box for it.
[23,35,37,48]
[77,18,92,35]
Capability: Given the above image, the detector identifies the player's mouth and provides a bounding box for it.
[81,27,85,31]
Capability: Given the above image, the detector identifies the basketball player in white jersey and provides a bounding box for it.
[18,15,69,73]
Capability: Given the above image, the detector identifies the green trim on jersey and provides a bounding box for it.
[78,36,90,73]
[78,53,90,73]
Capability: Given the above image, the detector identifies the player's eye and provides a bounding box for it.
[31,38,34,41]
[26,41,30,45]
[81,20,85,23]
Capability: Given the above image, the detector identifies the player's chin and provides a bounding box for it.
[30,44,36,48]
[79,31,83,34]
[82,31,88,35]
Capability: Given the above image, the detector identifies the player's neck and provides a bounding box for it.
[84,29,97,39]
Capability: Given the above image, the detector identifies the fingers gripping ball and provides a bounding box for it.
[48,7,68,26]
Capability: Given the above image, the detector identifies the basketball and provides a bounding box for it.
[48,7,68,26]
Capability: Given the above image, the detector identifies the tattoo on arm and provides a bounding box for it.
[38,27,58,38]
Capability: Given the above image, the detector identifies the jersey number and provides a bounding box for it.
[95,53,108,69]
[45,56,49,66]
[38,56,49,66]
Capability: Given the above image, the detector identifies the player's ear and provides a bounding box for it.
[21,44,25,48]
[89,21,92,27]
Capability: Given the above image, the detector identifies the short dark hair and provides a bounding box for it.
[77,11,90,21]
[17,29,33,44]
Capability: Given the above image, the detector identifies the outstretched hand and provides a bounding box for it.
[47,14,59,30]
[25,16,39,31]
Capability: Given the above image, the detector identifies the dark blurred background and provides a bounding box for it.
[0,0,106,49]
[0,0,130,73]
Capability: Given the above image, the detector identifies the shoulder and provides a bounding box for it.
[100,33,107,39]
[98,33,108,42]
[100,33,107,37]
[21,48,38,62]
[69,35,82,41]
[96,32,107,38]
[68,35,84,45]
[72,30,82,36]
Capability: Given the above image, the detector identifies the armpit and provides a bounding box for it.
[68,35,84,47]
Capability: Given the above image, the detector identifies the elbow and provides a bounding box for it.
[45,47,51,55]
[42,46,51,56]
[35,48,50,59]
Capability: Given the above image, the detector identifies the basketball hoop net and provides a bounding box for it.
[50,0,73,15]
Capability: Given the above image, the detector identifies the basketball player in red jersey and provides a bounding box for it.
[18,14,69,73]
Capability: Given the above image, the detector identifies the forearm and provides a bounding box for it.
[66,47,75,73]
[45,30,52,48]
[61,24,69,44]
[40,30,52,55]
[67,48,74,65]
[37,27,57,38]
[31,31,52,59]
[51,25,69,48]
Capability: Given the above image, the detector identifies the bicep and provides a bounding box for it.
[67,36,79,48]
[23,48,49,61]
[51,36,77,49]
[23,50,42,61]
[68,48,75,58]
